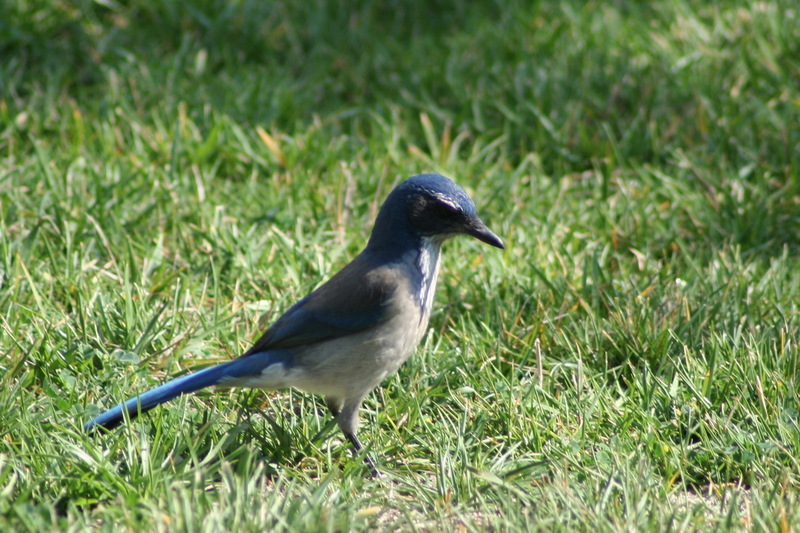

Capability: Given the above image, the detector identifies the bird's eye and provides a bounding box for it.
[433,201,461,220]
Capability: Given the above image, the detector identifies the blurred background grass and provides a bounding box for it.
[1,0,798,530]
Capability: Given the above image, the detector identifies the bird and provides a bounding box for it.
[84,173,504,471]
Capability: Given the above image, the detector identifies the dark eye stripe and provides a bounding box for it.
[434,201,461,219]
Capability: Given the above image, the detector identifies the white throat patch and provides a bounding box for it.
[416,236,443,314]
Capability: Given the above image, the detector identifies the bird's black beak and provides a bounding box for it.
[467,218,505,249]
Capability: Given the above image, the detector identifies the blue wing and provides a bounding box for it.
[243,252,399,355]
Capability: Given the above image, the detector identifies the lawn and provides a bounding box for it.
[1,0,798,530]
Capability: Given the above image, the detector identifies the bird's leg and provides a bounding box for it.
[345,431,379,476]
[334,399,380,477]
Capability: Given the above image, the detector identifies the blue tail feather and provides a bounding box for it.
[85,349,295,432]
[84,360,239,431]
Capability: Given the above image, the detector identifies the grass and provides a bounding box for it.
[1,0,798,530]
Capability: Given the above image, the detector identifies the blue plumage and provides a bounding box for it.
[84,174,503,471]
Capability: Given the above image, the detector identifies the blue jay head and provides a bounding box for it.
[369,174,504,250]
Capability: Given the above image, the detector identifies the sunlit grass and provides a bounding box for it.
[1,0,798,530]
